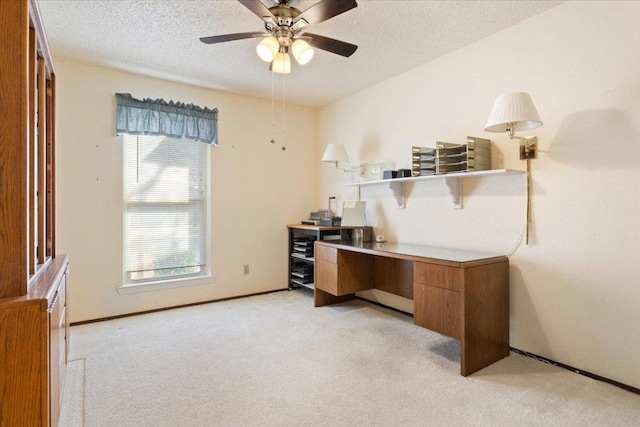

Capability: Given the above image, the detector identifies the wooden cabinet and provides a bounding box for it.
[0,1,67,425]
[1,0,57,299]
[0,256,69,427]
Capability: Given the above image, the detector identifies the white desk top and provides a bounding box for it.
[318,240,504,263]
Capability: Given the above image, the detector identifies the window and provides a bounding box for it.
[123,134,209,284]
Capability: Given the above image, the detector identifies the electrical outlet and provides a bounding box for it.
[243,265,250,275]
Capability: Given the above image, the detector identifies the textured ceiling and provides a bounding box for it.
[38,0,563,108]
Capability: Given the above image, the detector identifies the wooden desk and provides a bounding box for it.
[314,241,509,376]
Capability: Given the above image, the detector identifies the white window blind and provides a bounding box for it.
[124,134,208,282]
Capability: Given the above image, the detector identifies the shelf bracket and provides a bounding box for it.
[445,177,463,209]
[389,181,405,209]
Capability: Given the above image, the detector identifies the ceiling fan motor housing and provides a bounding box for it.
[264,4,308,47]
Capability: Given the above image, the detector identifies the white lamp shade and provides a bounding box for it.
[256,37,279,62]
[485,92,542,133]
[291,39,314,65]
[321,143,349,164]
[272,52,291,74]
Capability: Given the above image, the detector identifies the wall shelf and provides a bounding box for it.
[343,169,524,209]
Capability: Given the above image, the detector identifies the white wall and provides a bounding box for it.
[317,2,640,389]
[56,58,317,322]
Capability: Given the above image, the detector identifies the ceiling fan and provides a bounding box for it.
[200,0,358,74]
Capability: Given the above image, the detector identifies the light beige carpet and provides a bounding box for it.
[60,358,85,427]
[61,290,640,426]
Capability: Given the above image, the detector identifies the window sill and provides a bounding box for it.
[117,274,215,294]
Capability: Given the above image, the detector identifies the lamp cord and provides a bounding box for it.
[507,224,526,258]
[526,158,532,245]
[507,165,532,257]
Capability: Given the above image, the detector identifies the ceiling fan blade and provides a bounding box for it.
[238,0,276,20]
[294,0,358,26]
[200,32,260,44]
[305,33,358,57]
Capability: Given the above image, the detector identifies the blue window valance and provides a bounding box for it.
[115,93,218,145]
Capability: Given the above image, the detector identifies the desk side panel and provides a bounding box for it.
[314,288,355,307]
[460,260,510,376]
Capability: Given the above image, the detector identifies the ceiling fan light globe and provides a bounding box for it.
[291,39,314,65]
[272,52,291,74]
[256,36,279,62]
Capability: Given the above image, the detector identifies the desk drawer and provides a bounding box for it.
[414,283,461,340]
[315,260,339,295]
[315,244,337,264]
[315,251,374,296]
[414,262,462,292]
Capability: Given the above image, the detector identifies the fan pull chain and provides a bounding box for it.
[281,71,286,151]
[136,135,140,183]
[270,70,275,145]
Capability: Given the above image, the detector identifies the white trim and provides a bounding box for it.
[117,274,215,294]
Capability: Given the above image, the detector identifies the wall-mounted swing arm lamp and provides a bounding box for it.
[485,92,542,160]
[321,143,350,171]
[485,92,543,245]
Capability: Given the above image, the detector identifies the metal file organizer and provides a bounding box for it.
[412,137,492,177]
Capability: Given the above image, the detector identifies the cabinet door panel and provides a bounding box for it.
[414,283,461,340]
[49,289,61,427]
[49,269,68,427]
[0,303,45,426]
